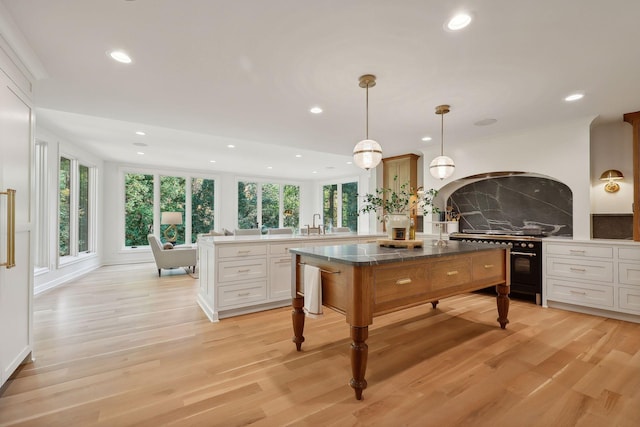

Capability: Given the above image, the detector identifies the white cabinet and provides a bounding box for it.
[543,241,640,322]
[197,234,379,321]
[0,49,34,387]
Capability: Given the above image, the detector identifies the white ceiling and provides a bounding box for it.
[2,0,640,180]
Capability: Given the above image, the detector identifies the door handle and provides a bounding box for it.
[0,189,16,269]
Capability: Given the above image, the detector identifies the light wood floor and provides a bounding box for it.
[1,263,639,426]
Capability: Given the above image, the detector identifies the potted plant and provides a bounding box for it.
[360,176,440,239]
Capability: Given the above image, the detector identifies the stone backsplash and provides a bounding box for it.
[448,176,573,236]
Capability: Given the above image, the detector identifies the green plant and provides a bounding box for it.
[359,176,440,221]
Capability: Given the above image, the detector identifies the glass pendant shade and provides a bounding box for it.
[353,139,382,170]
[429,155,455,180]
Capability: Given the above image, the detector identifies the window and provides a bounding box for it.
[283,184,300,228]
[59,157,71,257]
[341,182,359,232]
[160,175,186,245]
[323,184,338,228]
[78,165,89,252]
[123,171,216,247]
[261,183,280,229]
[125,173,154,247]
[191,177,215,243]
[237,180,300,230]
[322,181,358,231]
[238,181,258,229]
[59,156,96,260]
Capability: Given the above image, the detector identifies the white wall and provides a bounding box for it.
[34,127,104,294]
[590,121,634,213]
[421,117,596,240]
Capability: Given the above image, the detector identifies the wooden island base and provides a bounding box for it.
[290,242,511,400]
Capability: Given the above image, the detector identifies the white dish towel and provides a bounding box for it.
[303,264,323,317]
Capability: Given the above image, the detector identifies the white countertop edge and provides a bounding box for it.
[543,237,639,245]
[198,233,387,244]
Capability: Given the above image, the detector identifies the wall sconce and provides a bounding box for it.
[599,169,624,193]
[161,211,183,242]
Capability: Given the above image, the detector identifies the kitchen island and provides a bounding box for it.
[290,241,510,400]
[196,232,385,321]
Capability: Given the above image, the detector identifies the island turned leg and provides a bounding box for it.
[350,325,369,400]
[496,283,510,329]
[292,296,305,351]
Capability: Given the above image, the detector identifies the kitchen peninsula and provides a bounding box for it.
[290,241,510,400]
[197,233,383,321]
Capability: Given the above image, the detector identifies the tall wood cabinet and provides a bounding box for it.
[382,154,419,195]
[382,154,420,230]
[0,43,34,388]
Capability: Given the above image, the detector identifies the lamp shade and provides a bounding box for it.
[353,139,382,170]
[161,211,182,225]
[429,155,455,180]
[599,169,623,181]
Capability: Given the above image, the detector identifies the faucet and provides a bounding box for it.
[304,214,324,235]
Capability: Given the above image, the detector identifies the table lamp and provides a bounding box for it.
[161,211,182,242]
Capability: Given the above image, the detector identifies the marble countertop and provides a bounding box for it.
[289,240,505,266]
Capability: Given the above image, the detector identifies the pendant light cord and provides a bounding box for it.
[440,111,444,156]
[365,83,369,139]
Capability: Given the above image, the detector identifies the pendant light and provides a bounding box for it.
[429,104,455,180]
[353,74,382,170]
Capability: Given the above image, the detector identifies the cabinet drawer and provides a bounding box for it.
[373,265,430,305]
[218,244,267,259]
[618,247,640,261]
[472,251,505,282]
[217,281,267,308]
[619,262,640,286]
[428,258,472,291]
[546,278,614,308]
[269,243,296,255]
[545,244,613,259]
[619,287,640,314]
[218,258,267,283]
[546,257,613,282]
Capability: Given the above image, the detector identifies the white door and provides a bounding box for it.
[0,77,33,387]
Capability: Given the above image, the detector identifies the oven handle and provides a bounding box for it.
[510,251,537,257]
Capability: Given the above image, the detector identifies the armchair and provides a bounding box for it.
[147,234,197,277]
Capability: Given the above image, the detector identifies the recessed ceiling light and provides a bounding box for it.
[135,131,146,136]
[133,142,147,147]
[447,13,472,31]
[267,166,273,169]
[136,152,144,155]
[564,93,584,102]
[312,171,318,174]
[109,50,132,64]
[421,136,432,142]
[346,161,353,165]
[227,144,235,148]
[310,106,323,114]
[474,118,498,126]
[295,154,302,158]
[209,160,216,163]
